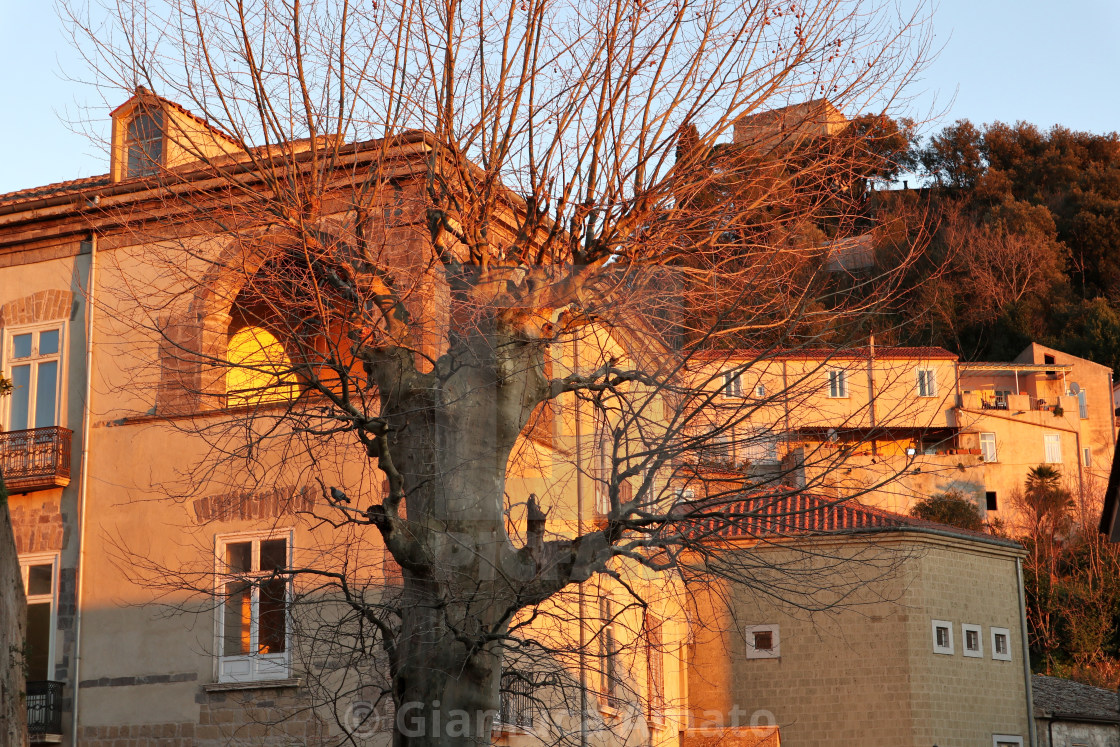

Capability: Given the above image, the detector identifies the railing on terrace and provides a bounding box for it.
[26,680,64,740]
[0,427,72,493]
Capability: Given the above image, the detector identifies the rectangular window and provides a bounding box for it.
[594,419,613,515]
[645,612,665,721]
[723,371,742,398]
[1078,390,1089,419]
[986,491,998,512]
[126,111,164,177]
[980,432,997,463]
[754,384,766,398]
[916,368,937,397]
[991,627,1012,661]
[962,624,983,658]
[20,555,58,681]
[931,619,953,655]
[4,325,64,430]
[599,597,623,705]
[993,738,1024,747]
[744,624,780,659]
[216,532,291,683]
[827,369,848,398]
[1084,448,1092,467]
[1044,433,1062,464]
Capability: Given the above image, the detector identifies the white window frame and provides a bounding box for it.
[215,530,293,683]
[19,553,59,681]
[2,322,66,431]
[961,623,983,658]
[916,368,937,397]
[992,736,1024,747]
[991,627,1012,661]
[827,369,848,399]
[931,619,954,655]
[723,371,743,398]
[744,624,780,660]
[979,432,998,463]
[1044,433,1062,464]
[754,383,766,398]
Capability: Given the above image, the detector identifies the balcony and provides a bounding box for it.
[26,680,64,743]
[496,672,534,730]
[0,427,73,493]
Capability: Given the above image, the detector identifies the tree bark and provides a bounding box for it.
[372,321,567,746]
[0,470,28,746]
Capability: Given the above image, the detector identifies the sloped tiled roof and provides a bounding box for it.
[693,346,958,362]
[686,491,1018,548]
[1033,675,1120,722]
[0,174,110,209]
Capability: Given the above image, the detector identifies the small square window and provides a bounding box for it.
[993,737,1024,747]
[985,491,998,511]
[745,624,780,659]
[991,627,1012,661]
[755,384,766,398]
[962,624,983,658]
[931,619,953,655]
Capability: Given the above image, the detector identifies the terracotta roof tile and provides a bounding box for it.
[684,491,1016,547]
[0,174,110,208]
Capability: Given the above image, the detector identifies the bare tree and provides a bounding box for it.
[60,0,933,743]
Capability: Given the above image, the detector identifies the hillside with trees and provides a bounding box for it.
[879,120,1120,374]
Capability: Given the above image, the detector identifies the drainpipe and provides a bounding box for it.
[1016,557,1037,747]
[866,335,877,456]
[573,335,588,747]
[71,232,97,743]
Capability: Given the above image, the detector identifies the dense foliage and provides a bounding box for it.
[877,120,1120,374]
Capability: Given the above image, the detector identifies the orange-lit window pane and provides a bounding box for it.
[223,581,252,656]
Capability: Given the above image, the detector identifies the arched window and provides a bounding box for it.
[126,111,164,177]
[226,327,297,406]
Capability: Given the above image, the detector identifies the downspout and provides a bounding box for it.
[866,335,877,456]
[70,232,97,743]
[573,335,588,747]
[1017,557,1037,747]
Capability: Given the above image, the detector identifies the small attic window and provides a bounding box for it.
[126,111,164,177]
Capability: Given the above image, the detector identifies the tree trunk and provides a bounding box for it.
[377,325,550,746]
[0,470,28,746]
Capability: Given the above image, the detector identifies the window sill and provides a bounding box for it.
[204,677,301,692]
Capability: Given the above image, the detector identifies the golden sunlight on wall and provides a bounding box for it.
[226,327,297,405]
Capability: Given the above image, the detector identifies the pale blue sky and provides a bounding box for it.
[1,0,1117,195]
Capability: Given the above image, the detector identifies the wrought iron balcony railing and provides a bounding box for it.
[26,680,64,740]
[0,427,72,493]
[497,672,534,729]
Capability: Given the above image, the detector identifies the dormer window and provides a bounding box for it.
[126,111,164,177]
